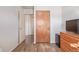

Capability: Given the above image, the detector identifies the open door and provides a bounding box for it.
[18,8,25,44]
[36,11,50,43]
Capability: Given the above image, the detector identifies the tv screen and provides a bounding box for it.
[66,19,79,34]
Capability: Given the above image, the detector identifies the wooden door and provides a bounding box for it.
[36,11,50,43]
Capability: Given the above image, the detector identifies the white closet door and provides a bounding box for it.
[25,15,33,35]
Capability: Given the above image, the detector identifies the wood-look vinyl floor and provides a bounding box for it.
[12,35,62,52]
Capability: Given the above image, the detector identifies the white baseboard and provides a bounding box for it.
[9,40,25,52]
[9,44,19,52]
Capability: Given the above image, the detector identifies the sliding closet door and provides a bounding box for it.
[36,11,50,43]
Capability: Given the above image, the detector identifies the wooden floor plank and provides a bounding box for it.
[12,35,62,52]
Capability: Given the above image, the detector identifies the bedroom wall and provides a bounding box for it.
[0,6,18,51]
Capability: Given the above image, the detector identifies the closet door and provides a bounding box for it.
[36,11,50,43]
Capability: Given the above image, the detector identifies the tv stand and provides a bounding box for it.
[60,32,79,52]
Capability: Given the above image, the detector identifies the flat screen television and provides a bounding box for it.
[66,19,79,34]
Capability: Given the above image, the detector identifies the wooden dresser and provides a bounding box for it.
[60,32,79,52]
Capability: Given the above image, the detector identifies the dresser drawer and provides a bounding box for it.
[61,39,71,52]
[61,43,70,52]
[61,39,79,52]
[61,33,79,43]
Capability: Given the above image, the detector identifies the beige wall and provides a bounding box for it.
[24,9,33,14]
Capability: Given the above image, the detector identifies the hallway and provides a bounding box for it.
[12,36,62,52]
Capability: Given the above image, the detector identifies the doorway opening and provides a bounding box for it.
[24,14,34,47]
